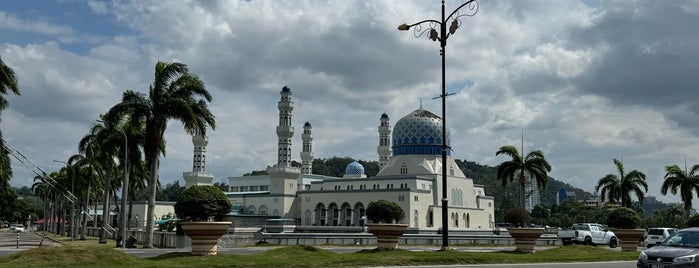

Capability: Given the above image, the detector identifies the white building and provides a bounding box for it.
[196,86,495,231]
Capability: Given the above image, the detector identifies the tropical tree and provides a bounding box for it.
[661,163,699,218]
[595,158,648,208]
[0,55,20,192]
[495,145,552,209]
[106,61,215,248]
[79,120,122,243]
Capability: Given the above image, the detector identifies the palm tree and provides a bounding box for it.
[79,120,122,243]
[0,55,20,191]
[661,163,699,218]
[106,61,215,248]
[495,145,552,210]
[595,158,648,208]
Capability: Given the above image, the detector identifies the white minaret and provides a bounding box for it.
[192,128,207,172]
[276,85,294,167]
[377,113,391,169]
[300,121,313,174]
[183,128,214,188]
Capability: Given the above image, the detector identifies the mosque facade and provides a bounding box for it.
[184,86,495,231]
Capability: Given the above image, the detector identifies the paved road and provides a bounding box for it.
[0,229,638,267]
[0,229,59,257]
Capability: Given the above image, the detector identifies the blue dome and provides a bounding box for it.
[282,86,291,92]
[381,113,389,119]
[345,161,365,175]
[392,108,451,156]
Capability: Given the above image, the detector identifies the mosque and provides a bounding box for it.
[183,86,495,232]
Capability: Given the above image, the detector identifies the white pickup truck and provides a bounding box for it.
[558,223,618,248]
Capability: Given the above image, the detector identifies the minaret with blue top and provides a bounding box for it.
[276,85,294,168]
[267,86,300,212]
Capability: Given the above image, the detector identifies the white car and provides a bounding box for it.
[645,227,678,247]
[9,224,25,232]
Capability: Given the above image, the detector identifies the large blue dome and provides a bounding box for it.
[345,161,365,175]
[392,108,451,156]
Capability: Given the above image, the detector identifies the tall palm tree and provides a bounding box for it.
[79,120,121,243]
[106,61,215,248]
[595,158,648,208]
[661,162,699,218]
[0,55,20,190]
[495,145,552,209]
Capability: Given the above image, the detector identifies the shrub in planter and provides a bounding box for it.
[503,207,532,227]
[606,207,641,229]
[175,185,232,222]
[366,199,405,224]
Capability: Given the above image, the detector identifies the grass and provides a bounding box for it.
[0,236,639,268]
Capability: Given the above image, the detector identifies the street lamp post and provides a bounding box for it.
[398,0,478,250]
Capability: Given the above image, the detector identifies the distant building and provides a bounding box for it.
[557,188,576,204]
[524,176,540,212]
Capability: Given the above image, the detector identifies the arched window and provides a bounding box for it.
[466,213,470,228]
[305,210,311,225]
[259,205,268,215]
[247,205,256,214]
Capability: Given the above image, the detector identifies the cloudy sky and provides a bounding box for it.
[2,0,699,205]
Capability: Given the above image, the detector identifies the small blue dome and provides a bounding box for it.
[304,121,311,127]
[282,86,291,92]
[345,161,365,175]
[381,113,389,119]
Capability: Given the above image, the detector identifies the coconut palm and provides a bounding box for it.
[79,120,122,243]
[661,163,699,218]
[495,145,552,209]
[106,61,215,248]
[595,158,648,208]
[0,55,20,190]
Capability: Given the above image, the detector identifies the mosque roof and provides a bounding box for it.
[392,108,451,156]
[345,161,365,176]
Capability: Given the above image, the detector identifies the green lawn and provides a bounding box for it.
[0,237,639,268]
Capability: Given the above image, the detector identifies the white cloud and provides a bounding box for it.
[3,0,699,207]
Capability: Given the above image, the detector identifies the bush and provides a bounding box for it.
[687,214,699,227]
[174,185,232,222]
[607,207,641,229]
[503,207,532,227]
[366,199,405,224]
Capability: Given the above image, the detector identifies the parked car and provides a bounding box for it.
[558,223,617,248]
[645,227,679,248]
[638,227,699,267]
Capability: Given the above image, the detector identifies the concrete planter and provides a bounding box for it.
[179,221,232,255]
[507,227,544,253]
[367,224,408,250]
[611,228,645,251]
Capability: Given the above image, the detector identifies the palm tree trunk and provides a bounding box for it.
[99,171,112,243]
[686,202,692,219]
[80,181,90,240]
[143,157,159,248]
